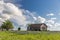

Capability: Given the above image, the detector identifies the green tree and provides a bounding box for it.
[18,27,21,31]
[1,20,14,31]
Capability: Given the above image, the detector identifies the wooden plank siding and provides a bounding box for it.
[27,23,47,31]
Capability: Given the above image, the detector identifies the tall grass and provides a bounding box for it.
[0,31,60,40]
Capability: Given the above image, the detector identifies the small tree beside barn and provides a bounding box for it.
[27,23,47,31]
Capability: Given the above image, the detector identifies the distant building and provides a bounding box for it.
[27,23,47,31]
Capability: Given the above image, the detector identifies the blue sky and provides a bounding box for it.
[19,0,60,23]
[21,0,60,17]
[1,0,60,31]
[20,0,60,31]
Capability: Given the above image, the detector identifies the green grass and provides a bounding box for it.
[0,31,60,40]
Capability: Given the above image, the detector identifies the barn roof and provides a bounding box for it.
[29,23,47,27]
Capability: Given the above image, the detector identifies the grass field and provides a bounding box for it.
[0,31,60,40]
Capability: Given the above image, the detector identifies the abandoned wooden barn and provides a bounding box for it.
[27,23,47,31]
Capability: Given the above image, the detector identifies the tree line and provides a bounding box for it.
[1,20,21,31]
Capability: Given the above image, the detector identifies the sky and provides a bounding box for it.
[0,0,60,31]
[21,0,60,17]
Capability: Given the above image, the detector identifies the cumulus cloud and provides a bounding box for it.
[22,9,38,24]
[0,0,40,30]
[0,0,47,30]
[47,13,54,16]
[46,19,55,24]
[0,0,60,31]
[31,15,60,31]
[36,16,46,23]
[46,19,60,31]
[0,0,26,30]
[0,0,46,30]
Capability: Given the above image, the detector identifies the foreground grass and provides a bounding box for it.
[0,31,60,40]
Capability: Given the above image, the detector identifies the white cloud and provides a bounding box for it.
[0,0,60,31]
[46,19,60,31]
[33,16,60,31]
[33,17,37,20]
[51,23,60,31]
[46,19,55,24]
[51,18,56,20]
[0,0,40,30]
[0,0,26,30]
[46,19,55,30]
[36,16,46,23]
[47,13,54,16]
[55,23,60,27]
